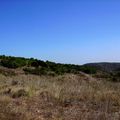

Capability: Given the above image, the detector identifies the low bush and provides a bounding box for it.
[23,67,47,75]
[79,66,97,74]
[11,80,18,86]
[12,89,29,98]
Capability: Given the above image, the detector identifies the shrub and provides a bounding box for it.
[12,89,29,98]
[0,57,27,68]
[23,67,47,75]
[109,72,120,82]
[80,66,97,74]
[11,80,18,86]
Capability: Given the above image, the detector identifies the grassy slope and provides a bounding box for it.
[0,70,120,120]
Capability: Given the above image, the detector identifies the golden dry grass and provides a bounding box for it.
[0,73,120,119]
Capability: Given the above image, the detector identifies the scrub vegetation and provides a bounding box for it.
[0,55,120,120]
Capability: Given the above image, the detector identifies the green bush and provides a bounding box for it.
[0,56,27,68]
[109,72,120,82]
[80,66,97,74]
[23,67,47,75]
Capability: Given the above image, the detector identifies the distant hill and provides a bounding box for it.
[84,62,120,72]
[0,55,97,75]
[1,55,120,75]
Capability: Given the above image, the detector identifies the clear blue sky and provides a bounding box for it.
[0,0,120,64]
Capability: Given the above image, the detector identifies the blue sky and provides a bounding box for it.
[0,0,120,64]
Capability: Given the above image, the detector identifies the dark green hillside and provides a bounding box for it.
[0,55,97,75]
[85,62,120,72]
[85,62,120,82]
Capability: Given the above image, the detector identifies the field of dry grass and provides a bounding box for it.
[0,71,120,120]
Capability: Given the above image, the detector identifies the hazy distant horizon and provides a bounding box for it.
[0,0,120,64]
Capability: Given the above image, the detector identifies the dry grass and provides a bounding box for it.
[0,73,120,119]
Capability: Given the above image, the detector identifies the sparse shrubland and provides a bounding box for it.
[0,73,120,119]
[0,55,97,75]
[0,55,120,119]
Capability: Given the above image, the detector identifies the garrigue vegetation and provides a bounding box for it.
[0,55,97,75]
[0,55,120,120]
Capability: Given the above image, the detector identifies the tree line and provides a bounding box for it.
[0,55,97,75]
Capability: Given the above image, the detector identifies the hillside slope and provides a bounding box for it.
[0,56,120,119]
[0,73,120,120]
[85,62,120,72]
[0,55,97,75]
